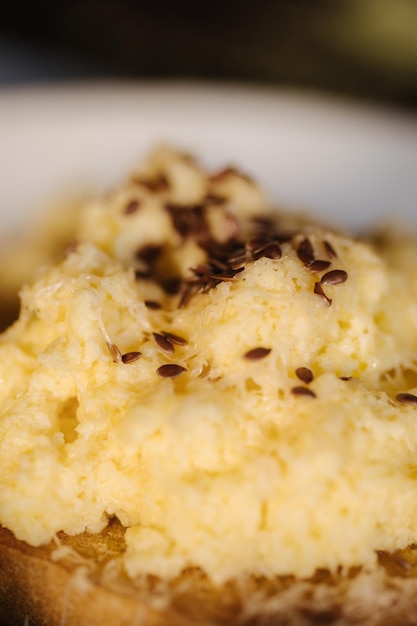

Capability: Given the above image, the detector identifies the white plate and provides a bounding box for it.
[1,81,416,236]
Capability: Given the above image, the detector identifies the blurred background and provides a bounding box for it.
[1,0,417,331]
[1,0,417,109]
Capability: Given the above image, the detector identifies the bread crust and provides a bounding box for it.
[3,523,417,626]
[0,525,166,626]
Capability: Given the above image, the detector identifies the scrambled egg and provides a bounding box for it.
[1,147,417,584]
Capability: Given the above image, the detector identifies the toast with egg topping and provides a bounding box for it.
[2,148,417,624]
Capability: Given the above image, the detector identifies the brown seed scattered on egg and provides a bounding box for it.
[324,240,338,259]
[153,333,175,353]
[161,331,188,346]
[178,282,201,309]
[295,367,314,384]
[121,351,142,363]
[255,242,282,260]
[190,263,212,277]
[124,200,141,215]
[136,244,163,264]
[396,392,417,405]
[306,260,331,273]
[246,238,268,254]
[209,272,238,282]
[166,203,206,239]
[162,277,182,295]
[144,300,162,310]
[297,238,315,265]
[244,347,271,361]
[107,342,122,363]
[229,253,248,270]
[157,364,187,378]
[210,258,230,272]
[314,282,332,306]
[320,270,348,285]
[291,386,316,398]
[135,269,152,280]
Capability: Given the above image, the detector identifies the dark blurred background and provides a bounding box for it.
[1,0,417,109]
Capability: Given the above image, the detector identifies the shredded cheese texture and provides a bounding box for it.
[1,147,417,584]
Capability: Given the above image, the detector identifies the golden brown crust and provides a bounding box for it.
[0,526,164,626]
[4,523,417,626]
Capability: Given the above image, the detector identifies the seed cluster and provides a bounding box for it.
[295,236,348,306]
[107,329,188,379]
[153,330,188,378]
[153,331,188,354]
[120,166,352,389]
[179,260,244,309]
[153,332,175,353]
[111,166,417,414]
[128,163,349,312]
[103,159,417,463]
[176,226,348,309]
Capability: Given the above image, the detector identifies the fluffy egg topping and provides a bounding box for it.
[1,148,417,584]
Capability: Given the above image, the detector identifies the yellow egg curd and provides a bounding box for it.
[1,147,417,584]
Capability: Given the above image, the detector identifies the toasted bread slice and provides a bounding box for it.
[3,521,417,626]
